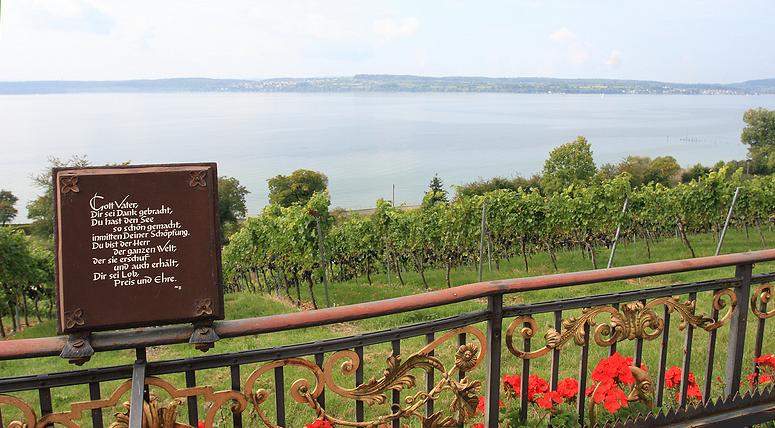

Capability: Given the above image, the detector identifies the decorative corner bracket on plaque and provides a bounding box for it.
[64,308,86,329]
[190,298,219,352]
[188,170,208,188]
[194,298,214,316]
[60,175,80,194]
[60,332,94,366]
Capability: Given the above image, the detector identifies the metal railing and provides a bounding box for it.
[1,249,775,427]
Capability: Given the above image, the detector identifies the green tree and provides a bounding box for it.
[423,174,448,207]
[615,156,651,187]
[455,175,541,198]
[267,169,328,207]
[0,228,33,335]
[681,163,710,183]
[27,156,90,239]
[0,190,18,226]
[643,156,681,186]
[218,176,250,240]
[542,136,597,194]
[741,108,775,173]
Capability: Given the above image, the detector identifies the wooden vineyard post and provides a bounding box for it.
[716,186,741,256]
[607,196,629,268]
[315,216,331,308]
[478,203,487,282]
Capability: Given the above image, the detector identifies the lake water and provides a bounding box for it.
[3,92,775,222]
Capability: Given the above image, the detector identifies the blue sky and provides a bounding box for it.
[0,0,773,82]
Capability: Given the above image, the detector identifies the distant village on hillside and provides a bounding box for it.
[1,74,775,95]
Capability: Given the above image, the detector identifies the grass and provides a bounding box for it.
[1,228,774,427]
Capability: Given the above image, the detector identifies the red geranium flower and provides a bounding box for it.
[501,374,549,401]
[755,354,775,369]
[683,383,703,401]
[305,419,334,428]
[198,422,205,428]
[592,353,635,386]
[502,374,521,394]
[556,378,579,399]
[747,372,773,385]
[526,375,550,401]
[602,384,629,413]
[473,424,484,428]
[535,390,563,410]
[664,366,682,389]
[665,366,702,401]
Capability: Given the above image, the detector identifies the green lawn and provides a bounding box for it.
[1,228,774,427]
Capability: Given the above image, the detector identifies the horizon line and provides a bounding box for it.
[1,74,774,86]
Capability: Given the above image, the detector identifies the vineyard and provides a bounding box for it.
[222,166,775,307]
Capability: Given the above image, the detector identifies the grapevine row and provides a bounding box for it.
[222,167,775,303]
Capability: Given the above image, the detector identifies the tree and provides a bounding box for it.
[27,156,90,238]
[542,136,597,194]
[741,108,775,173]
[218,176,249,240]
[455,175,541,198]
[423,174,448,207]
[681,163,710,183]
[0,228,32,335]
[267,169,328,207]
[0,190,18,226]
[615,156,651,187]
[643,156,681,186]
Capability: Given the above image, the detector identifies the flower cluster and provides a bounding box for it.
[664,366,702,402]
[502,374,551,401]
[747,354,775,386]
[586,353,635,413]
[501,373,578,409]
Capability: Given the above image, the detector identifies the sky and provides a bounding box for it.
[0,0,774,83]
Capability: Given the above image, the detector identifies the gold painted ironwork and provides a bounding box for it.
[110,395,189,428]
[0,394,38,428]
[0,377,246,428]
[0,326,486,427]
[588,365,654,426]
[506,290,736,359]
[751,283,775,319]
[243,325,487,428]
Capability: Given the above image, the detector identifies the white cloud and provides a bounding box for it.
[372,17,419,40]
[605,50,622,68]
[549,27,576,43]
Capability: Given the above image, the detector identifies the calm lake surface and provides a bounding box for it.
[3,92,775,221]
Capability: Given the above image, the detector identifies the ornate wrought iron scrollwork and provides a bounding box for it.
[0,394,38,428]
[506,290,736,359]
[37,377,245,427]
[241,326,487,428]
[751,283,775,319]
[0,327,486,428]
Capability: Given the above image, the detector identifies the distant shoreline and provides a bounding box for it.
[1,75,774,95]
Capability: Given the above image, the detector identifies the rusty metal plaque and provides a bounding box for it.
[53,163,224,333]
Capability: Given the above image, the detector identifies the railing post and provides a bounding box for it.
[484,294,503,428]
[724,263,752,397]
